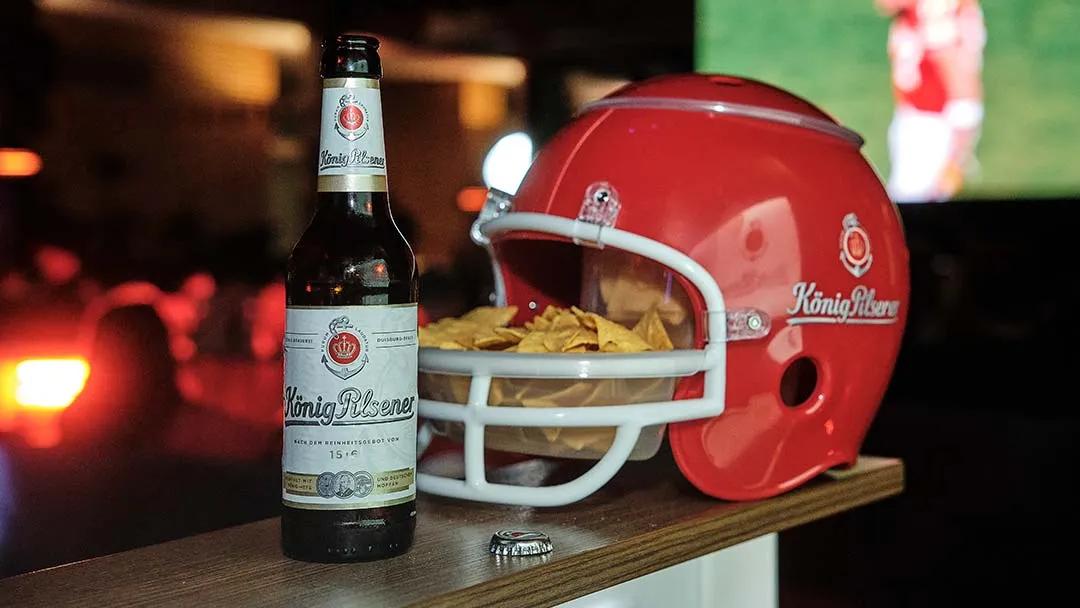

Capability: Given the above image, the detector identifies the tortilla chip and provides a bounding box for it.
[516,331,551,353]
[460,305,518,328]
[566,328,599,351]
[539,305,564,321]
[418,326,442,347]
[493,327,527,341]
[550,311,577,329]
[589,313,654,353]
[419,319,477,348]
[526,316,551,331]
[633,307,675,351]
[474,330,516,350]
[571,306,597,330]
[541,329,567,353]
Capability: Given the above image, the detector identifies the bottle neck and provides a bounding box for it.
[315,36,390,220]
[316,191,392,222]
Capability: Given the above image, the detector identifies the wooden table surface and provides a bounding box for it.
[0,454,903,608]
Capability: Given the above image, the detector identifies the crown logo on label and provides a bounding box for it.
[333,93,370,141]
[322,316,367,377]
[332,337,358,359]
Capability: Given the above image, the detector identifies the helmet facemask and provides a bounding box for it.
[415,190,768,506]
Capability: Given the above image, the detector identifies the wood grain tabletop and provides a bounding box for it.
[0,454,903,608]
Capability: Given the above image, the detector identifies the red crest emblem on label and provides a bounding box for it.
[338,104,364,132]
[327,332,362,365]
[321,316,369,379]
[333,93,370,142]
[839,213,873,278]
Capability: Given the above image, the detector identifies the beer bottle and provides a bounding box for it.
[281,34,418,562]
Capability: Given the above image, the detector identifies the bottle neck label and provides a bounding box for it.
[318,77,387,193]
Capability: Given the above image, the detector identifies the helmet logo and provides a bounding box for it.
[578,182,621,227]
[839,213,872,277]
[786,282,901,326]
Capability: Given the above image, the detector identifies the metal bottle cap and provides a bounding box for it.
[489,529,553,557]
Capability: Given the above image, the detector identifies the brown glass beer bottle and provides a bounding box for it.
[281,34,418,562]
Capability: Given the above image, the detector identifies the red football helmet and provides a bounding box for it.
[417,74,910,506]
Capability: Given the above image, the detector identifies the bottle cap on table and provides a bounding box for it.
[488,530,553,557]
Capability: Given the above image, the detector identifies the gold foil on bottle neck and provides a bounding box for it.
[322,77,381,89]
[318,174,389,193]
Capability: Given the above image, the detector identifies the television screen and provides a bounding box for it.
[695,0,1080,202]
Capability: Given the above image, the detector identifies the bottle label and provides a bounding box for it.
[282,304,417,510]
[318,78,387,193]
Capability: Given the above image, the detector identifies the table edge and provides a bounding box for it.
[411,456,904,608]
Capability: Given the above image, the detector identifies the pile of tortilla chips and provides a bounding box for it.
[418,304,677,457]
[418,304,674,353]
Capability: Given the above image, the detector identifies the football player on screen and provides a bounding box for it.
[877,0,986,202]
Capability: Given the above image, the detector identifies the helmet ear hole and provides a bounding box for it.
[780,357,818,407]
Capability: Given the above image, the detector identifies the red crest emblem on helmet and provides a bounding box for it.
[840,213,873,277]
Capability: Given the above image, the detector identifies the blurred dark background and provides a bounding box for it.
[1,0,1077,605]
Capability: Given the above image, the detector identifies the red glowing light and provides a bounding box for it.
[170,335,197,362]
[13,358,90,409]
[456,186,488,212]
[181,272,217,301]
[246,281,285,361]
[0,148,42,178]
[34,246,82,285]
